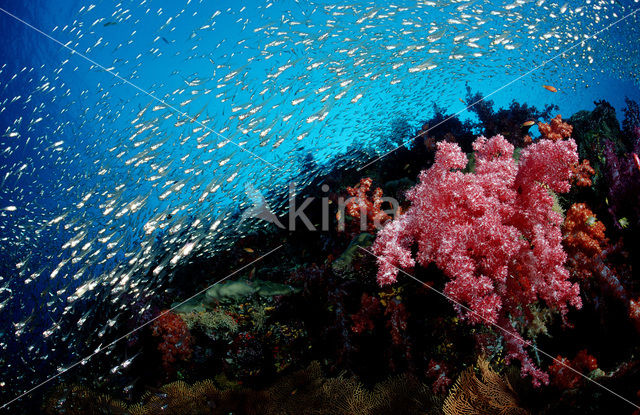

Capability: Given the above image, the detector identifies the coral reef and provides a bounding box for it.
[622,98,640,139]
[40,95,640,415]
[373,132,581,385]
[604,137,640,231]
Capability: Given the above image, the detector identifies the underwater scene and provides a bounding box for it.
[1,0,640,413]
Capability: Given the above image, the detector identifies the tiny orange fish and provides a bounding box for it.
[633,153,640,172]
[459,98,465,104]
[542,85,557,92]
[522,120,535,127]
[243,247,254,253]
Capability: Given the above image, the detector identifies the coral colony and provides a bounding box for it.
[373,134,581,385]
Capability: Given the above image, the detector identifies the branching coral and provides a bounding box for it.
[442,357,528,415]
[151,311,194,372]
[373,133,581,385]
[562,204,631,305]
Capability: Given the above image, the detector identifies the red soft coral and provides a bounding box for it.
[426,359,452,394]
[384,297,409,346]
[549,350,598,389]
[151,311,193,372]
[373,134,581,386]
[351,293,382,334]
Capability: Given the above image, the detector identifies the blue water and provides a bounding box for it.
[0,0,639,409]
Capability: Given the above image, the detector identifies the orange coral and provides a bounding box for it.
[571,159,596,187]
[563,203,607,256]
[538,114,573,141]
[563,203,608,280]
[342,177,392,232]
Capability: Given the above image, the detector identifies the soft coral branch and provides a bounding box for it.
[373,132,581,385]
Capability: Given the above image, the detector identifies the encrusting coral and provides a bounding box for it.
[442,357,528,415]
[373,131,582,385]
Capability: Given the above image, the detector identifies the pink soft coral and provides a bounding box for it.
[373,135,581,386]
